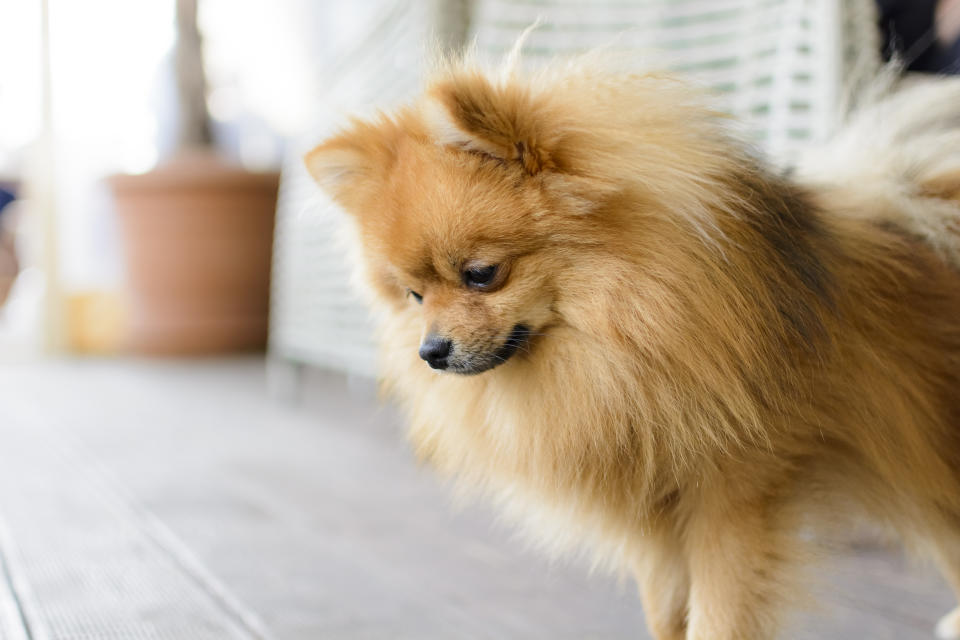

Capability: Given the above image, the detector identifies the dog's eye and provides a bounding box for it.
[463,265,499,290]
[407,290,423,304]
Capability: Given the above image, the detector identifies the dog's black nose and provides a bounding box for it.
[419,335,452,370]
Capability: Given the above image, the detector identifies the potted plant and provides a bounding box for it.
[108,0,279,354]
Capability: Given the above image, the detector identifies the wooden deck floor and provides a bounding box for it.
[0,357,953,639]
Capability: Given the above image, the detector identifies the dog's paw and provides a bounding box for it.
[937,607,960,639]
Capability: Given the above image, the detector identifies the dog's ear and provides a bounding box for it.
[304,141,364,196]
[304,119,397,209]
[422,75,559,175]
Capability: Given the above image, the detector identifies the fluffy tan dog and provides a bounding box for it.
[305,57,960,639]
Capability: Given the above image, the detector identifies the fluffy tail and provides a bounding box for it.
[798,72,960,190]
[795,73,960,264]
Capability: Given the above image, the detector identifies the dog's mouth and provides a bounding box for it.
[448,324,532,375]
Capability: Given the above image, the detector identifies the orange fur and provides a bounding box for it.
[305,61,960,639]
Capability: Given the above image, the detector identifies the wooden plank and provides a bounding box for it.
[0,358,955,639]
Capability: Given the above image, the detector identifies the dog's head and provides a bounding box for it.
[305,71,626,374]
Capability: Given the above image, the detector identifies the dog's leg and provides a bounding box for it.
[940,609,960,640]
[634,525,689,640]
[683,497,795,640]
[932,533,960,639]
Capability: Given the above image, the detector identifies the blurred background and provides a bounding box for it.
[0,1,959,638]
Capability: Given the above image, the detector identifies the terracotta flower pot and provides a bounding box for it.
[109,152,279,354]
